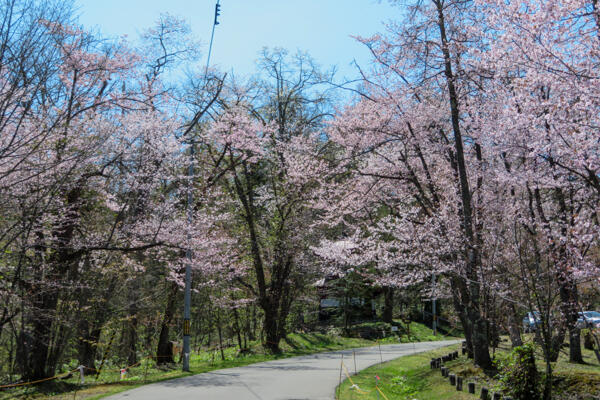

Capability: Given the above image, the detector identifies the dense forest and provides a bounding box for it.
[0,1,599,399]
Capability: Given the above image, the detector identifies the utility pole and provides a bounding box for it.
[182,0,222,372]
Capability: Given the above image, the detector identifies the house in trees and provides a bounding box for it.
[314,273,377,322]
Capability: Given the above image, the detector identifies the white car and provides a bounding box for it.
[576,311,600,329]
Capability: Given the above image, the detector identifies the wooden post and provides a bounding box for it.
[456,376,463,391]
[468,382,476,394]
[481,387,489,400]
[449,374,456,386]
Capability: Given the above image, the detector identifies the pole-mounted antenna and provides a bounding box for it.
[183,0,222,373]
[214,1,221,25]
[205,0,221,78]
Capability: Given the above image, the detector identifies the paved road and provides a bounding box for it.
[107,339,459,400]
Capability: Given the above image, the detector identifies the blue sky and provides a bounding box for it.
[76,0,399,80]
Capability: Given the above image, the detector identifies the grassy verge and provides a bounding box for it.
[343,320,461,343]
[337,337,600,399]
[338,344,467,400]
[1,322,450,400]
[395,321,460,343]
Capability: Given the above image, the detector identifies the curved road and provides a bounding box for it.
[108,339,459,400]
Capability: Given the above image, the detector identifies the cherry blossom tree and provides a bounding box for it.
[0,6,194,378]
[194,50,333,352]
[312,1,600,392]
[312,0,496,369]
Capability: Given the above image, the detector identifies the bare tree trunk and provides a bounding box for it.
[125,314,138,366]
[216,314,225,361]
[507,304,523,348]
[245,305,253,344]
[543,356,553,400]
[77,320,101,374]
[382,287,394,323]
[434,0,492,370]
[589,331,600,363]
[232,166,291,353]
[232,307,243,350]
[451,276,474,358]
[557,278,583,363]
[554,188,584,364]
[251,305,257,341]
[263,300,281,353]
[584,330,594,351]
[156,282,178,365]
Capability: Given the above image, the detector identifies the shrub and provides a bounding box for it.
[345,322,398,339]
[497,343,540,400]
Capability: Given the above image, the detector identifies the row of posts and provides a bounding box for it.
[429,343,513,400]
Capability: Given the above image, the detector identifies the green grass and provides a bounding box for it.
[395,321,460,343]
[344,320,461,343]
[337,344,470,400]
[337,336,600,399]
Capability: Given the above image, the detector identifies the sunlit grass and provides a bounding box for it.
[338,337,600,400]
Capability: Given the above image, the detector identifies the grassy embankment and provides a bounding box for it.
[337,338,600,399]
[1,321,453,400]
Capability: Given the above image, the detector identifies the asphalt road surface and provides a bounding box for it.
[107,339,460,400]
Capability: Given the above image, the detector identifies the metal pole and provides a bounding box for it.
[183,0,221,373]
